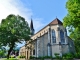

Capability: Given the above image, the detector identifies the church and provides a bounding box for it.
[19,18,75,59]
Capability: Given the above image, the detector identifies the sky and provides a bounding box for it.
[0,0,67,47]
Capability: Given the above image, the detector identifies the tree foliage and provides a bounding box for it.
[63,0,80,28]
[63,0,80,53]
[0,14,31,59]
[0,47,6,57]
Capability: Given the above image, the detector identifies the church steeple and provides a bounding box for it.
[30,19,35,35]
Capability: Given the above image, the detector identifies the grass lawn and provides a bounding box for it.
[2,58,18,60]
[0,58,25,60]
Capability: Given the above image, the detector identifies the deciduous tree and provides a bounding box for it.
[63,0,80,53]
[0,14,31,59]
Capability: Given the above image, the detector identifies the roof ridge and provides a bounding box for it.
[31,18,63,37]
[49,18,63,25]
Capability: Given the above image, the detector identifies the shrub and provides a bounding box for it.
[30,56,53,59]
[43,56,52,59]
[22,56,25,58]
[74,52,80,59]
[30,56,36,59]
[62,53,73,59]
[18,55,25,58]
[54,53,61,59]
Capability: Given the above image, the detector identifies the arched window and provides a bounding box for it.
[52,30,56,43]
[60,30,65,43]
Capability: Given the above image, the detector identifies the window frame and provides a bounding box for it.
[51,29,56,43]
[60,30,65,44]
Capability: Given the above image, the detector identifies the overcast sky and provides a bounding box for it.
[0,0,67,47]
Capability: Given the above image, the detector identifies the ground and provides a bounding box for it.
[0,58,25,60]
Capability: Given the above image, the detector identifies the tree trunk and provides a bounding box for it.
[7,43,15,59]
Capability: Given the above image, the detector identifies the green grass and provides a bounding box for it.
[4,58,18,60]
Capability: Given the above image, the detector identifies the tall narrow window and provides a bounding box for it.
[47,43,51,56]
[52,30,56,43]
[33,49,35,55]
[60,30,65,43]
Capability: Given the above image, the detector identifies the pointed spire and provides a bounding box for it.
[30,18,35,35]
[30,19,34,30]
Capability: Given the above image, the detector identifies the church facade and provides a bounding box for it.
[19,18,75,59]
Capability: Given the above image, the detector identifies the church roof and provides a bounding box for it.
[31,18,63,38]
[48,18,63,25]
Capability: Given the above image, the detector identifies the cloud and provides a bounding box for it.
[0,0,19,21]
[0,0,45,32]
[0,0,45,47]
[0,0,32,23]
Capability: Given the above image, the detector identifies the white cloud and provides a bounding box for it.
[0,0,45,32]
[0,0,32,23]
[0,0,19,21]
[0,0,45,47]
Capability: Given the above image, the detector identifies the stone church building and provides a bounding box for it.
[19,18,75,59]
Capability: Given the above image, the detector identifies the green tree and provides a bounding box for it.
[63,0,80,28]
[0,47,6,57]
[0,14,31,59]
[63,0,80,53]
